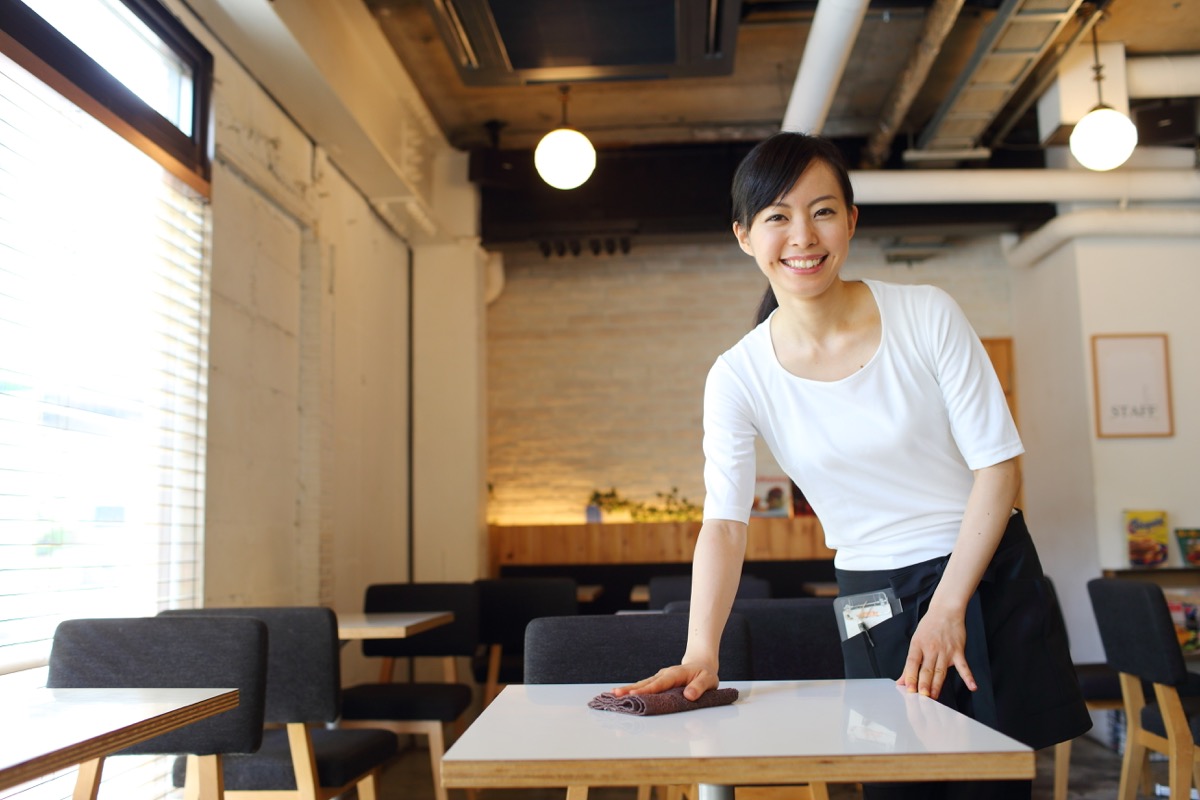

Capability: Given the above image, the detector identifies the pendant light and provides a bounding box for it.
[534,86,596,190]
[1068,27,1138,171]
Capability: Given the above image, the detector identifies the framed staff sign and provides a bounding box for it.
[1091,333,1174,438]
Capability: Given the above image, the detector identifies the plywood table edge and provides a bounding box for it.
[442,750,1035,788]
[0,689,239,792]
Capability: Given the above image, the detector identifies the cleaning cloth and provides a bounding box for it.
[587,686,739,716]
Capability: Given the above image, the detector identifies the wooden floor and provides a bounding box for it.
[375,733,1138,800]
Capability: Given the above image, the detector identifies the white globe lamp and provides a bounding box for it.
[1068,27,1138,172]
[534,86,596,190]
[1069,105,1138,171]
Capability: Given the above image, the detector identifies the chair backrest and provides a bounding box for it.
[163,606,341,724]
[475,577,579,653]
[361,582,480,659]
[1087,577,1190,686]
[647,574,770,611]
[524,611,753,684]
[47,616,268,755]
[663,597,843,680]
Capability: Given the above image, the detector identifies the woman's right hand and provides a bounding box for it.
[610,661,719,701]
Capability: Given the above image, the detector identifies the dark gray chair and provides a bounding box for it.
[471,577,579,704]
[47,616,269,800]
[1045,578,1124,800]
[524,610,752,685]
[163,606,398,800]
[647,573,770,610]
[663,597,843,680]
[1087,577,1200,800]
[339,582,480,800]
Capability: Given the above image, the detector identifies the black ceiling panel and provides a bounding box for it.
[423,0,741,85]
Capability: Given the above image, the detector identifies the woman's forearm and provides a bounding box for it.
[683,518,748,671]
[929,457,1022,617]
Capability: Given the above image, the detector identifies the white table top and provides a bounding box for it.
[442,679,1033,788]
[336,610,454,640]
[0,687,239,791]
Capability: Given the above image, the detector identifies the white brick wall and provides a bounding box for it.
[486,234,1015,524]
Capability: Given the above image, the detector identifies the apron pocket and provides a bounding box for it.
[839,609,917,680]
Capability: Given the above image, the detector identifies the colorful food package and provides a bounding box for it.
[1125,509,1169,567]
[1176,528,1200,567]
[1165,590,1200,652]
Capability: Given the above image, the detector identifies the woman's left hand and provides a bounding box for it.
[898,607,976,700]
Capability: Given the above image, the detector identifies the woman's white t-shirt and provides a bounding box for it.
[701,279,1023,571]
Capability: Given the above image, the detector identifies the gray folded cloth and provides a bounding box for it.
[588,686,739,715]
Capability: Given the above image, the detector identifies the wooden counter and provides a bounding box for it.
[488,516,830,576]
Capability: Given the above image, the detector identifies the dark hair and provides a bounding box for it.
[732,133,854,325]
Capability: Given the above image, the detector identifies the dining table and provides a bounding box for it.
[336,610,454,640]
[0,686,239,792]
[441,679,1034,800]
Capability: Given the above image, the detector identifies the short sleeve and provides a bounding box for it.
[701,357,759,523]
[923,288,1024,469]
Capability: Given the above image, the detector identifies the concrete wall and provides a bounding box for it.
[163,0,445,685]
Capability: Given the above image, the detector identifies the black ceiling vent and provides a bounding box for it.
[423,0,741,86]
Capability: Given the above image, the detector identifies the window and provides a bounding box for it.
[0,0,212,796]
[0,0,212,189]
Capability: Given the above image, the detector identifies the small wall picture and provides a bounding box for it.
[1092,334,1174,438]
[1125,509,1169,567]
[751,476,794,518]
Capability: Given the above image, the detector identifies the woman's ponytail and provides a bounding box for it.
[754,285,778,326]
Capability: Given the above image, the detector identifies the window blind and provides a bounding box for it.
[0,46,209,679]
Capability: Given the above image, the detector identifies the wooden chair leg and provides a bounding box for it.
[567,786,590,800]
[429,721,450,800]
[72,757,104,800]
[286,722,321,800]
[356,770,380,800]
[636,786,652,800]
[808,782,831,800]
[185,754,225,800]
[1054,739,1072,800]
[485,644,503,706]
[1119,733,1147,800]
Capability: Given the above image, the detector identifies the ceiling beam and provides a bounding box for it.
[861,0,966,168]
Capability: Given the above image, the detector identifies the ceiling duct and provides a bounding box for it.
[916,0,1087,155]
[422,0,742,86]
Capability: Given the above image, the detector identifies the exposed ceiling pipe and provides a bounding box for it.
[780,0,871,134]
[1004,208,1200,268]
[1126,55,1200,99]
[849,168,1200,204]
[861,0,965,169]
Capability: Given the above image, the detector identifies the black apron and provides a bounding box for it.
[835,510,1092,751]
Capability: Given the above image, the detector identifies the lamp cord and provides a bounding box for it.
[558,85,571,128]
[1089,25,1106,108]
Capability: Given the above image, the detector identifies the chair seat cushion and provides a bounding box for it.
[341,682,473,722]
[172,727,398,790]
[1073,663,1122,701]
[1140,693,1200,744]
